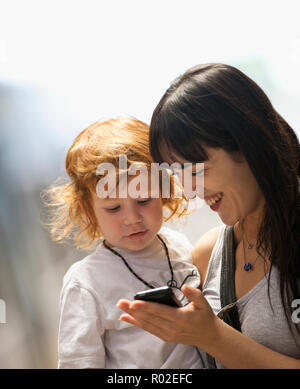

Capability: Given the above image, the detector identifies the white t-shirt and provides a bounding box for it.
[57,226,204,369]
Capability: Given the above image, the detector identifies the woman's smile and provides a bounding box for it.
[204,192,224,209]
[207,194,223,211]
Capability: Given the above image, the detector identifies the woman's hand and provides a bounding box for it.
[117,285,218,349]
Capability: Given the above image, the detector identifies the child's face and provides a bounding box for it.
[91,188,163,252]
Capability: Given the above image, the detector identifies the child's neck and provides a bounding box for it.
[103,234,162,257]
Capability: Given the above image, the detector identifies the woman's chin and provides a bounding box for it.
[218,211,238,227]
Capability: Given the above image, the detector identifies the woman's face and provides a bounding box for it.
[171,147,265,226]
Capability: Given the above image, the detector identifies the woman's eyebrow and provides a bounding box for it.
[167,160,185,167]
[172,162,204,168]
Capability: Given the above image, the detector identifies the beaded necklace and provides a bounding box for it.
[102,235,177,288]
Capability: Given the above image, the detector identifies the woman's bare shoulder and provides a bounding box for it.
[192,226,222,287]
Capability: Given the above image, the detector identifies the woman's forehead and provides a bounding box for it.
[159,146,214,165]
[157,144,186,164]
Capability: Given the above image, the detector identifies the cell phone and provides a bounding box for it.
[134,286,182,307]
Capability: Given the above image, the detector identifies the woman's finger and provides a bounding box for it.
[117,298,183,321]
[119,313,177,342]
[118,301,177,329]
[119,312,166,332]
[181,285,208,309]
[118,299,187,338]
[119,313,141,327]
[117,299,131,310]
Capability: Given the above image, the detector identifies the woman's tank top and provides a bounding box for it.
[201,224,300,368]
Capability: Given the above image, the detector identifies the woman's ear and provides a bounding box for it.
[231,151,246,163]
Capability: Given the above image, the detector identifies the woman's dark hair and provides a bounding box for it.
[149,63,300,345]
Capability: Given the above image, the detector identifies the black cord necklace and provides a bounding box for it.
[102,235,177,289]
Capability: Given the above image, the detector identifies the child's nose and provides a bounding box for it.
[124,207,142,225]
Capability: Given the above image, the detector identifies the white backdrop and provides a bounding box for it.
[0,0,299,368]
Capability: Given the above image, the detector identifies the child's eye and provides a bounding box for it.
[106,206,120,212]
[137,199,151,205]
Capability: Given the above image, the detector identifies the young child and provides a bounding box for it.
[44,117,204,369]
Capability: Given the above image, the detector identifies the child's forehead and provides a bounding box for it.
[93,192,156,203]
[93,169,162,200]
[92,184,156,201]
[101,194,151,201]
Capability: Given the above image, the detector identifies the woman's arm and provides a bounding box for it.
[192,226,221,289]
[117,286,300,369]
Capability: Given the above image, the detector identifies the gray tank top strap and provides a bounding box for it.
[220,225,241,332]
[204,225,241,368]
[220,225,237,307]
[202,224,237,306]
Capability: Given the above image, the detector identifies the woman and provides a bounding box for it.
[117,63,300,368]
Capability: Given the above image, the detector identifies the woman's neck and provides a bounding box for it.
[235,213,262,247]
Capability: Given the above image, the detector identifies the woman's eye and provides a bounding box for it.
[192,170,204,176]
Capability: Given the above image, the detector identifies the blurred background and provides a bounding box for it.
[0,0,299,368]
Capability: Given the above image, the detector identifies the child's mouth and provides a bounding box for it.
[127,230,148,240]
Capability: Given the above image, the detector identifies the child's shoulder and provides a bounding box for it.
[61,254,93,289]
[61,246,112,291]
[159,226,193,251]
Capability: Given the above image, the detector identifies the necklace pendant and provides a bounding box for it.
[243,262,252,272]
[248,243,254,249]
[167,279,177,288]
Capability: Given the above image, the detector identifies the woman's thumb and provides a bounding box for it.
[181,285,206,309]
